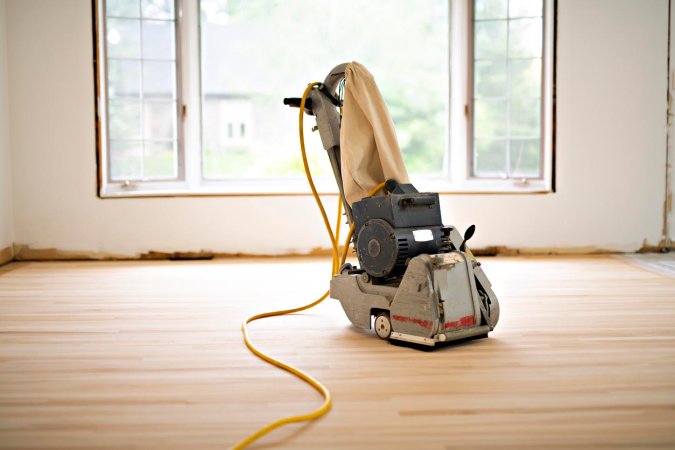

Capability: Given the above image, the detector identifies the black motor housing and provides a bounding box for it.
[351,182,449,279]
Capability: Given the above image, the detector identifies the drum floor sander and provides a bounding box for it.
[233,62,500,449]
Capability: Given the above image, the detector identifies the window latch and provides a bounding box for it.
[121,180,138,190]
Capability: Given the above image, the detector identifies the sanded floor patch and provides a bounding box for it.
[617,253,675,278]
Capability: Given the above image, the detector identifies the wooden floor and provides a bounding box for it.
[0,256,674,449]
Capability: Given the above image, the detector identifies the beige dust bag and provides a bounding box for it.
[340,62,410,205]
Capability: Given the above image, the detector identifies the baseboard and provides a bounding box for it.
[470,245,623,256]
[10,242,634,262]
[12,244,342,261]
[13,244,128,261]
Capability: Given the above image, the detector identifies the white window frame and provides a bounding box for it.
[96,0,193,196]
[95,0,555,198]
[424,0,554,194]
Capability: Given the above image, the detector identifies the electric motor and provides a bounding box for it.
[356,219,445,279]
[351,183,449,280]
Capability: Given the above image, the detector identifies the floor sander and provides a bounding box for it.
[233,62,502,449]
[284,62,500,346]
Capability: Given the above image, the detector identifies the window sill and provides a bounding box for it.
[415,177,553,195]
[99,176,553,198]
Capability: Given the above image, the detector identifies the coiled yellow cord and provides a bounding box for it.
[233,82,385,450]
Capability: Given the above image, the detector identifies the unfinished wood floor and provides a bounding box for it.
[0,256,674,449]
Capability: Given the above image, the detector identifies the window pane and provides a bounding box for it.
[475,60,507,98]
[474,139,506,176]
[142,20,175,60]
[143,101,176,140]
[475,21,507,59]
[104,1,179,182]
[509,138,540,177]
[203,145,257,179]
[474,0,507,20]
[107,0,140,18]
[109,100,141,139]
[144,141,176,178]
[109,140,142,180]
[200,0,449,178]
[509,18,542,58]
[509,0,542,18]
[475,100,507,137]
[107,19,140,58]
[509,58,541,97]
[143,61,175,99]
[141,0,174,20]
[108,59,141,98]
[472,0,544,179]
[509,98,540,137]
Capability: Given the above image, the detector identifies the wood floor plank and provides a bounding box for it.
[0,256,673,449]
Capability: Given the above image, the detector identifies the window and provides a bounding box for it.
[94,0,554,197]
[101,0,181,182]
[199,0,448,182]
[471,0,548,179]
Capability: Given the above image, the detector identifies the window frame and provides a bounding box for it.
[96,0,188,192]
[93,0,556,198]
[459,0,555,191]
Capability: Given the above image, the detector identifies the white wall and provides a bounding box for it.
[669,0,675,246]
[0,0,13,256]
[5,0,670,257]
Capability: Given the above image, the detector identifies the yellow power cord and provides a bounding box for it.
[233,82,385,449]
